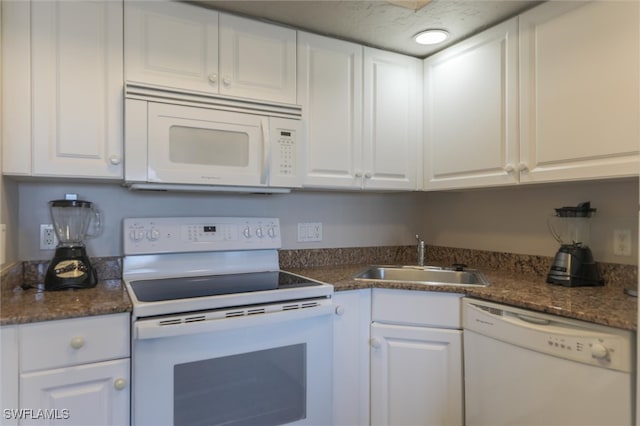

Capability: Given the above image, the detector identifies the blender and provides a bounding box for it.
[546,201,604,287]
[44,196,101,290]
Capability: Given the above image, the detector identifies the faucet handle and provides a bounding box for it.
[416,234,422,242]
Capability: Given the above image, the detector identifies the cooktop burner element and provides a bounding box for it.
[122,217,333,319]
[130,271,323,302]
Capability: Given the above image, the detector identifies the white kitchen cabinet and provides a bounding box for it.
[363,48,421,190]
[370,289,464,426]
[1,0,124,179]
[125,1,296,105]
[519,0,639,183]
[297,32,364,189]
[18,314,130,426]
[298,33,420,190]
[423,18,518,190]
[1,326,19,426]
[332,289,371,426]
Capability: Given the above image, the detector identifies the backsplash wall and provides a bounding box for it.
[12,178,639,265]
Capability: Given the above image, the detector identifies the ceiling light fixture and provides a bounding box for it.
[414,29,449,45]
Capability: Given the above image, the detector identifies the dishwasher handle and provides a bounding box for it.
[515,313,551,325]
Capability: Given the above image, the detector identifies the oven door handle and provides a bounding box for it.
[134,303,335,340]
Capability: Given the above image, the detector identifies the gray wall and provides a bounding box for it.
[13,177,639,265]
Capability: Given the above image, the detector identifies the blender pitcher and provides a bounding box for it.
[45,198,102,290]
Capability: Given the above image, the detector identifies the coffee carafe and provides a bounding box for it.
[546,201,603,287]
[44,196,101,290]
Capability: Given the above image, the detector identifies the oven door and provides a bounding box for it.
[131,301,334,426]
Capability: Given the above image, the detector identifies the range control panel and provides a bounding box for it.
[124,217,281,255]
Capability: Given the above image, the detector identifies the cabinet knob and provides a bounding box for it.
[335,305,345,316]
[355,171,363,178]
[113,378,128,391]
[504,164,515,173]
[208,73,218,84]
[109,155,121,166]
[222,76,231,86]
[70,336,85,349]
[364,172,372,179]
[518,162,529,172]
[369,337,381,349]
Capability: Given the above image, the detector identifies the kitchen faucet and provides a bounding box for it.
[416,234,425,267]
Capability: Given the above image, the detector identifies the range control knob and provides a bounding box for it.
[591,343,609,360]
[267,227,277,239]
[147,228,160,241]
[243,226,252,238]
[256,227,264,238]
[130,228,145,242]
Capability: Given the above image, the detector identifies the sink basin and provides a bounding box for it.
[353,265,490,287]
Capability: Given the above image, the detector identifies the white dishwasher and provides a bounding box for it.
[463,298,634,426]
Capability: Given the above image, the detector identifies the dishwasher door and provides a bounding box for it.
[463,298,634,426]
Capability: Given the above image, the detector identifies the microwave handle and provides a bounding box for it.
[260,118,270,185]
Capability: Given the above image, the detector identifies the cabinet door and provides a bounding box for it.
[298,32,364,189]
[519,1,640,183]
[125,1,219,94]
[20,359,130,426]
[333,290,371,426]
[423,18,519,190]
[219,14,296,105]
[1,326,19,426]
[370,323,463,426]
[363,48,421,190]
[31,0,123,179]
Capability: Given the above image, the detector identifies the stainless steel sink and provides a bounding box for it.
[353,265,490,287]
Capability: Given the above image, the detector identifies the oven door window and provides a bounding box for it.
[174,344,306,426]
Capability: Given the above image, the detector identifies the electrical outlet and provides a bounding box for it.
[297,222,323,242]
[40,224,58,250]
[613,229,632,256]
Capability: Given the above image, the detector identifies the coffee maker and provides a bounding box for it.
[44,196,101,291]
[546,201,604,287]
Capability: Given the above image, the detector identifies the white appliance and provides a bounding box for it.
[123,217,334,426]
[463,298,634,426]
[125,85,303,192]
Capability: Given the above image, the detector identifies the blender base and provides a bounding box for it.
[44,246,98,291]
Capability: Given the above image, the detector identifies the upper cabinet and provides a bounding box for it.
[519,0,639,183]
[423,18,518,190]
[423,0,639,191]
[125,1,297,105]
[298,32,421,190]
[363,48,421,191]
[2,0,124,179]
[297,32,363,189]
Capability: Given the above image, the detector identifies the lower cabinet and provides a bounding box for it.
[15,313,131,426]
[370,289,464,426]
[1,326,19,426]
[333,289,371,426]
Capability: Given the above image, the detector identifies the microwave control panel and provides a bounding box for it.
[269,117,302,188]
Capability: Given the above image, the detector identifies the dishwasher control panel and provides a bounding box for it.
[463,299,633,373]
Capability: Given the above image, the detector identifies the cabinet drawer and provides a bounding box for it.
[372,289,462,328]
[19,313,130,372]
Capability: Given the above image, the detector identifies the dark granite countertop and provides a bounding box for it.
[1,247,637,330]
[0,280,132,326]
[286,264,638,330]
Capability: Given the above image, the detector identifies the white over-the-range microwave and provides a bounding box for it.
[124,83,303,192]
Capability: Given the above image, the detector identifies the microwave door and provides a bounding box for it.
[147,103,265,187]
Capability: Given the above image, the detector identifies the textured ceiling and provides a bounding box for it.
[191,0,543,58]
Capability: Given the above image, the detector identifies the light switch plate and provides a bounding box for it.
[297,222,322,242]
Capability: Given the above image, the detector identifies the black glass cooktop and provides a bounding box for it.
[130,271,321,303]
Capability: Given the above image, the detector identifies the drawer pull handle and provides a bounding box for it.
[70,336,85,349]
[114,378,127,391]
